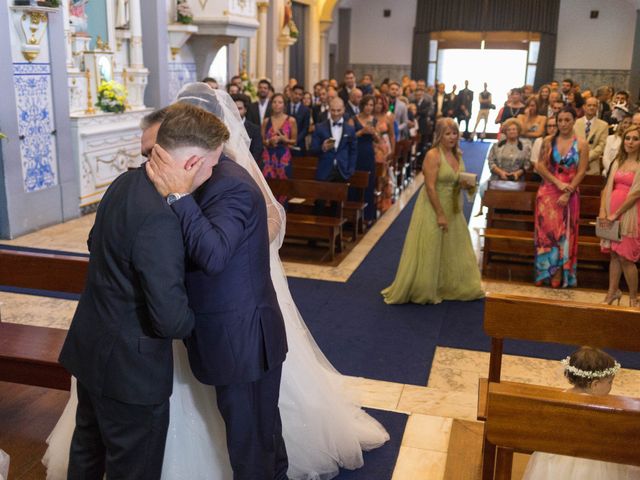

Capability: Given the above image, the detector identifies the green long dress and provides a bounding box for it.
[381,148,484,304]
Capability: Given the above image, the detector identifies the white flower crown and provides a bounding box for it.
[561,357,621,379]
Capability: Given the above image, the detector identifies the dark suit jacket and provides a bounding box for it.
[414,96,433,136]
[244,118,263,163]
[287,102,310,151]
[247,99,271,127]
[344,101,359,121]
[338,88,350,105]
[312,103,330,125]
[170,157,287,386]
[59,168,195,406]
[310,119,357,180]
[455,88,474,118]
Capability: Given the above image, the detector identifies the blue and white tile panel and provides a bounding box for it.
[168,62,197,102]
[13,62,58,193]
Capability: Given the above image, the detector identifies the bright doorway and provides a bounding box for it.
[437,49,528,134]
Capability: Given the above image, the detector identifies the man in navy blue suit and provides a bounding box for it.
[287,84,310,155]
[311,97,357,184]
[145,100,289,480]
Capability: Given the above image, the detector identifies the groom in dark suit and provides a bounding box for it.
[146,104,289,479]
[311,97,357,183]
[58,103,232,479]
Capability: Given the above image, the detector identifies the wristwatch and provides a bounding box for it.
[166,192,189,206]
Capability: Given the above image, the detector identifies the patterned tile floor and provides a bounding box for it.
[2,173,637,479]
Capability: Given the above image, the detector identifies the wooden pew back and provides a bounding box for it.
[484,292,640,381]
[0,249,88,294]
[486,381,640,477]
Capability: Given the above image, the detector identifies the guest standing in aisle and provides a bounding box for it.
[382,118,483,304]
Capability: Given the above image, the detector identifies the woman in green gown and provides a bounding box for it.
[382,118,484,304]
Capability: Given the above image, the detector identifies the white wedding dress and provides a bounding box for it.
[42,84,389,479]
[523,452,640,479]
[43,243,389,480]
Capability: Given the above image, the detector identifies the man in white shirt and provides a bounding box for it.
[574,97,608,175]
[247,79,272,126]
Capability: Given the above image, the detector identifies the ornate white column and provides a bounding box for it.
[60,0,75,70]
[129,0,144,69]
[307,2,321,87]
[319,20,332,80]
[256,1,269,79]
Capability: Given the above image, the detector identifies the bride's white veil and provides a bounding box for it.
[175,82,286,247]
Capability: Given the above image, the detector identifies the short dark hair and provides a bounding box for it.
[201,77,217,84]
[562,78,574,86]
[359,94,375,111]
[230,75,242,82]
[389,81,401,88]
[140,106,170,130]
[344,70,355,77]
[258,79,272,88]
[231,93,251,111]
[616,90,630,100]
[293,84,304,93]
[156,103,230,152]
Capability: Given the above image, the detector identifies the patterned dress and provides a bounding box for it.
[534,138,580,287]
[602,170,640,262]
[262,116,293,179]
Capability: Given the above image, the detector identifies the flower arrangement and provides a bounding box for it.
[176,0,193,24]
[96,80,128,113]
[561,357,621,379]
[241,71,257,101]
[0,132,6,140]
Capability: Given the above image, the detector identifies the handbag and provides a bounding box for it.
[458,172,477,186]
[596,218,621,242]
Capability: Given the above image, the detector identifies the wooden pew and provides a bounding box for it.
[291,167,372,241]
[486,381,640,479]
[478,293,640,479]
[524,172,605,187]
[267,178,348,260]
[0,249,89,390]
[344,170,370,241]
[481,188,608,288]
[394,139,412,190]
[488,180,603,197]
[293,156,318,169]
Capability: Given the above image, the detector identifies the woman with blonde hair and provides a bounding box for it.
[599,125,640,306]
[382,118,483,304]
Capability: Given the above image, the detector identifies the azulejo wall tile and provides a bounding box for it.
[13,62,58,193]
[168,62,197,101]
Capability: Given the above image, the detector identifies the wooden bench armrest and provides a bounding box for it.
[478,377,488,421]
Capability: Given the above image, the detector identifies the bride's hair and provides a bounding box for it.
[174,83,286,246]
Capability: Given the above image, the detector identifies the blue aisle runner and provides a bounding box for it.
[289,142,492,386]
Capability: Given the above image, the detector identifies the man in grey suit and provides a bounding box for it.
[389,81,409,139]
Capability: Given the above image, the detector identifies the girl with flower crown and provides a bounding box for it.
[523,346,640,479]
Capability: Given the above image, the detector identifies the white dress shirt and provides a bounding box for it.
[331,119,343,150]
[258,99,269,125]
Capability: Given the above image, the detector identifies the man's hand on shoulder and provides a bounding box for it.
[146,145,205,197]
